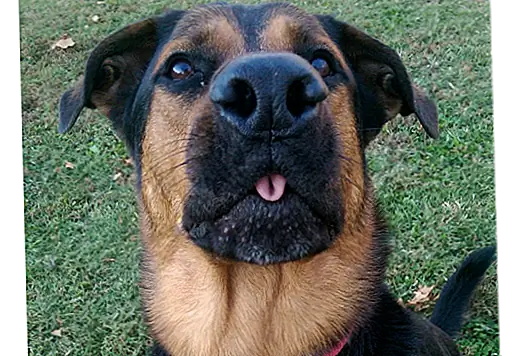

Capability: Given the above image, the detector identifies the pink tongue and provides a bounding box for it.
[255,174,287,202]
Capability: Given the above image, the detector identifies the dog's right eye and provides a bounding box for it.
[170,58,194,80]
[311,57,331,78]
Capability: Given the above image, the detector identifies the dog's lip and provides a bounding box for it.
[186,186,337,237]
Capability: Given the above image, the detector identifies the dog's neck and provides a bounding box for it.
[138,188,383,356]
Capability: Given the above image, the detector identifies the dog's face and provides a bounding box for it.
[59,2,438,265]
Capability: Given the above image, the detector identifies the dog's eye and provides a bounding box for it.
[170,59,194,80]
[311,57,331,78]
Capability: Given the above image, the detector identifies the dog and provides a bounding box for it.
[57,3,495,355]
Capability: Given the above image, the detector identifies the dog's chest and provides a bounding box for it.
[144,243,370,356]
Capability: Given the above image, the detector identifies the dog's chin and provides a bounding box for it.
[187,192,339,265]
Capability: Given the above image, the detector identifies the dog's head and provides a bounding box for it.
[59,2,437,265]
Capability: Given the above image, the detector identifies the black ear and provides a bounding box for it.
[318,15,439,144]
[58,11,185,136]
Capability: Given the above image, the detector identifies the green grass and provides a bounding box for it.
[21,0,497,355]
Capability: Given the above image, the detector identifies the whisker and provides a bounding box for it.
[144,148,189,173]
[338,154,361,166]
[163,176,191,194]
[141,133,211,172]
[342,175,363,192]
[151,155,199,180]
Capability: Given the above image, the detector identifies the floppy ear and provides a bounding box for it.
[58,11,184,137]
[318,15,439,145]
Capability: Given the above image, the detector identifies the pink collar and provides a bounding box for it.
[321,332,351,356]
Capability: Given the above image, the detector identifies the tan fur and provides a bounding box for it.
[260,13,347,70]
[260,14,301,52]
[154,12,245,75]
[329,84,367,233]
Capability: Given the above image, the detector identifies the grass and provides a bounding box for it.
[21,0,497,355]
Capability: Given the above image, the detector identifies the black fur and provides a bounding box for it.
[183,91,345,264]
[430,246,497,338]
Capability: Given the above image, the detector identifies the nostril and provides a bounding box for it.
[287,81,310,118]
[286,76,328,118]
[213,79,257,119]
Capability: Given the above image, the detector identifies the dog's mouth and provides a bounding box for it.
[187,171,339,265]
[182,98,345,265]
[181,121,346,265]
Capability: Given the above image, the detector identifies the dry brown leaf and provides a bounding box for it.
[113,172,123,181]
[124,157,134,166]
[52,35,75,50]
[406,285,436,311]
[64,161,75,169]
[51,329,62,337]
[397,298,405,307]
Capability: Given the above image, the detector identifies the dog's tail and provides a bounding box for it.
[429,245,496,339]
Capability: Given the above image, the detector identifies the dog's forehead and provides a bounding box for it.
[165,3,330,53]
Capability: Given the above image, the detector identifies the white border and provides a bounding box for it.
[0,0,28,354]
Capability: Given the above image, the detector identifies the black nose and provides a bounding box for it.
[209,53,329,137]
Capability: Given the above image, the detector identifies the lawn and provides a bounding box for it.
[21,0,497,355]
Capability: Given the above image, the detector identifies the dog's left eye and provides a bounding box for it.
[311,57,331,78]
[170,59,194,80]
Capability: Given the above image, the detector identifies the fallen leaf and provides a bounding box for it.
[113,172,122,180]
[92,15,100,23]
[406,285,436,311]
[65,161,75,169]
[124,157,134,166]
[397,298,405,307]
[51,329,62,337]
[52,35,75,50]
[103,258,116,263]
